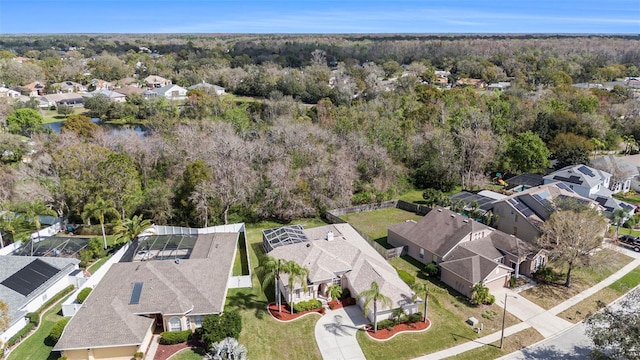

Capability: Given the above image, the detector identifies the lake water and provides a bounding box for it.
[44,118,147,136]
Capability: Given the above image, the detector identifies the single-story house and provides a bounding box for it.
[84,89,126,103]
[188,81,226,95]
[487,82,511,91]
[115,86,145,96]
[115,77,139,88]
[591,155,640,193]
[0,87,21,98]
[51,81,87,93]
[40,93,85,107]
[265,224,418,323]
[54,225,242,360]
[90,79,114,91]
[388,207,546,298]
[154,84,188,101]
[144,75,171,88]
[23,82,45,97]
[455,78,485,88]
[0,256,80,347]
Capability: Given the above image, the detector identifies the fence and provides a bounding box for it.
[326,199,429,260]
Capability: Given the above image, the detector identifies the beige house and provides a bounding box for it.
[388,207,545,298]
[265,224,419,323]
[144,75,171,88]
[54,230,240,360]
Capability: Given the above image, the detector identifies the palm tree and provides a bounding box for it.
[82,197,118,250]
[20,201,55,256]
[256,255,288,312]
[284,261,309,314]
[612,208,628,241]
[206,337,247,360]
[357,281,392,333]
[327,284,343,302]
[411,282,436,323]
[113,214,152,244]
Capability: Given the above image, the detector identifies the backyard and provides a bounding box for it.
[339,207,423,248]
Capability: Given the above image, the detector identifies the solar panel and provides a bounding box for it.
[1,259,60,296]
[508,198,518,206]
[556,183,573,192]
[577,165,595,177]
[521,208,534,217]
[129,282,143,304]
[532,194,543,201]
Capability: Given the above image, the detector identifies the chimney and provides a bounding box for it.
[326,231,334,241]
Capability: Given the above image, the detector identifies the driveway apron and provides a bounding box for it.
[315,306,368,360]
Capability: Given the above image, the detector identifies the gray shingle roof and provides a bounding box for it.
[0,256,79,328]
[388,206,488,258]
[544,165,610,189]
[54,232,237,351]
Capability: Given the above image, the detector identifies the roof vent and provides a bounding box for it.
[175,258,181,264]
[463,219,469,223]
[437,209,442,212]
[326,231,334,241]
[450,214,456,218]
[306,243,311,248]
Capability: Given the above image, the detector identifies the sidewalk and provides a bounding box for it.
[412,246,640,360]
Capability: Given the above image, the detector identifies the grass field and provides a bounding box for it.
[356,255,521,360]
[339,208,423,248]
[40,107,88,123]
[168,348,207,359]
[520,249,633,309]
[87,253,112,274]
[7,298,69,360]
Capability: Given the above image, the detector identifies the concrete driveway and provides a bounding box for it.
[314,306,368,360]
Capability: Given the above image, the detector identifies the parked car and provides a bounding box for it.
[618,234,640,252]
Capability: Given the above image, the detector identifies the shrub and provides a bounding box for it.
[6,323,34,347]
[133,352,144,360]
[424,262,439,277]
[397,270,416,287]
[26,312,39,326]
[341,288,351,299]
[160,330,191,345]
[292,299,322,313]
[533,266,563,284]
[46,318,70,345]
[76,288,92,304]
[470,283,494,305]
[201,311,242,348]
[377,319,395,331]
[407,313,422,323]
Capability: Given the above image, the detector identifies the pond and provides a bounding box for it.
[44,118,147,136]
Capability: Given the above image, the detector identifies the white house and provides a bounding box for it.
[0,256,80,347]
[154,84,188,101]
[187,81,226,95]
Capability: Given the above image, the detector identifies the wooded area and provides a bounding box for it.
[1,34,639,230]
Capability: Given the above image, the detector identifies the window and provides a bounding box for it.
[295,289,300,299]
[194,315,203,328]
[514,214,518,223]
[432,255,438,263]
[513,227,518,236]
[185,317,191,330]
[419,248,424,259]
[169,317,182,332]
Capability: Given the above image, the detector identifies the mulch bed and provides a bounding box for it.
[365,320,431,340]
[153,339,202,360]
[327,297,356,310]
[267,303,324,321]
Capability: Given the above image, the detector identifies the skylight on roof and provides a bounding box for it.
[129,282,143,305]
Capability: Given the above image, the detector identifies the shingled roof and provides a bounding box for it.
[54,232,237,351]
[388,206,489,259]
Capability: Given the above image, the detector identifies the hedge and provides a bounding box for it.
[37,285,75,313]
[397,269,416,287]
[26,312,39,326]
[46,318,70,346]
[374,312,423,331]
[76,288,92,304]
[5,323,34,347]
[160,330,192,345]
[292,299,323,313]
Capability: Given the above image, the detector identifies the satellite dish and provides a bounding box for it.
[175,258,181,264]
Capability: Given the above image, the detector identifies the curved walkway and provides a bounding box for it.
[314,306,368,360]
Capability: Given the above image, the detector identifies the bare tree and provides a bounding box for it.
[537,206,608,287]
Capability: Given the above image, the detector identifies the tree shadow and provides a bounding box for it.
[323,315,355,337]
[518,343,594,359]
[47,351,62,360]
[227,291,258,311]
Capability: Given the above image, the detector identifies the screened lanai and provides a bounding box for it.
[14,237,88,257]
[130,233,198,261]
[262,225,309,252]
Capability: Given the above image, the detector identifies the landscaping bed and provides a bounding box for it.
[327,297,356,310]
[154,339,201,360]
[267,303,324,321]
[365,320,431,341]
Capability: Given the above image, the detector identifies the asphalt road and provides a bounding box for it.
[503,323,592,359]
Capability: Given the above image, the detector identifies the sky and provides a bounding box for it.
[0,0,638,34]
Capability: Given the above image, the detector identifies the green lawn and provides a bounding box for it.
[168,348,207,359]
[339,208,423,248]
[226,218,327,360]
[87,253,112,275]
[40,107,88,124]
[232,232,250,276]
[7,298,69,360]
[397,186,463,204]
[520,249,633,309]
[357,256,521,360]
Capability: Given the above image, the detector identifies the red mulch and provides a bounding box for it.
[366,320,431,340]
[153,339,202,360]
[327,297,356,310]
[267,303,324,321]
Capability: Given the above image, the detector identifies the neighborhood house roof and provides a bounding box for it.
[505,173,544,188]
[544,165,610,189]
[54,231,238,351]
[262,225,309,252]
[0,256,79,329]
[449,191,497,211]
[267,224,415,312]
[591,155,640,178]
